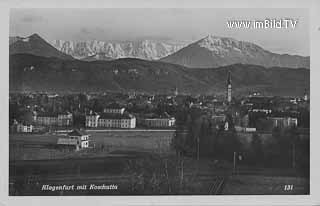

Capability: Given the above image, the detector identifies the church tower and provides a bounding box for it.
[174,87,178,96]
[226,71,232,103]
[304,89,308,101]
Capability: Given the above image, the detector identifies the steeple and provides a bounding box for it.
[304,89,308,101]
[227,70,231,85]
[226,71,232,103]
[174,87,178,96]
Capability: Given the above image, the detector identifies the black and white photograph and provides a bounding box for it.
[7,6,312,198]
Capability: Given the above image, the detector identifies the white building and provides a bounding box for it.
[57,129,90,150]
[35,112,73,127]
[268,117,298,128]
[85,112,100,127]
[86,112,136,128]
[141,117,175,128]
[16,123,33,133]
[57,112,73,126]
[98,113,136,128]
[103,103,125,114]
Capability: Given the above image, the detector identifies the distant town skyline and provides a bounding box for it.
[10,8,309,56]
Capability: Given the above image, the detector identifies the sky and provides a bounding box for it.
[10,8,309,56]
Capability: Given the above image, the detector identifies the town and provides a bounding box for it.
[9,71,310,195]
[10,71,309,135]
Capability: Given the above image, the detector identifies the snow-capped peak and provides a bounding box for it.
[50,39,186,60]
[198,35,264,56]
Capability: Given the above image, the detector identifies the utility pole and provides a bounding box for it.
[165,159,171,193]
[233,151,237,175]
[292,142,296,169]
[180,159,184,192]
[197,137,200,161]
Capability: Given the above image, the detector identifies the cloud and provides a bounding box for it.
[21,14,45,23]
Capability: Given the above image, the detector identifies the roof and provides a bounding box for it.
[99,113,135,120]
[144,117,175,121]
[58,112,72,116]
[37,113,58,118]
[18,122,33,127]
[68,129,88,136]
[37,112,71,118]
[57,138,78,145]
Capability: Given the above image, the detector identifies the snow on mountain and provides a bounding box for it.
[161,35,310,69]
[50,39,186,60]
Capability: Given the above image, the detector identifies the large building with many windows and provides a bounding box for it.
[140,117,176,128]
[103,103,125,114]
[85,112,136,128]
[268,117,298,128]
[35,112,73,127]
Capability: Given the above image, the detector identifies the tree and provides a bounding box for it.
[249,133,264,166]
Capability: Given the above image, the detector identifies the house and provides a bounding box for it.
[57,129,90,151]
[103,103,125,114]
[16,123,33,133]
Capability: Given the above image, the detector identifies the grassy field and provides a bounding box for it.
[9,130,175,160]
[88,130,175,153]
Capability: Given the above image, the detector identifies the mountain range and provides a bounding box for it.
[9,34,310,69]
[50,39,186,61]
[9,33,309,96]
[10,53,309,96]
[161,35,310,69]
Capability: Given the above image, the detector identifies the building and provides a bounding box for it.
[98,113,136,128]
[268,117,298,128]
[36,114,58,126]
[235,126,256,133]
[141,117,176,128]
[174,87,178,96]
[86,112,136,128]
[103,103,125,114]
[211,114,226,124]
[16,122,33,133]
[57,112,73,126]
[226,70,232,103]
[35,112,73,127]
[57,129,90,151]
[85,112,100,127]
[304,89,308,101]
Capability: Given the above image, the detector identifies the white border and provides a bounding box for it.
[1,0,319,205]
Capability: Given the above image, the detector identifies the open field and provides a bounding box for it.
[9,130,176,160]
[88,130,175,153]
